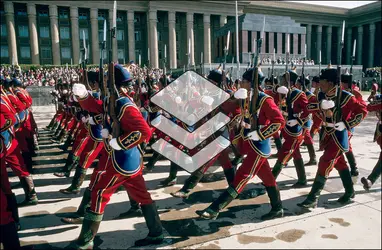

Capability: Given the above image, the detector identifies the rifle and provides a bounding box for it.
[222,31,230,90]
[335,20,345,123]
[301,51,306,92]
[249,34,263,131]
[81,31,91,90]
[99,20,107,97]
[348,39,356,89]
[108,0,120,137]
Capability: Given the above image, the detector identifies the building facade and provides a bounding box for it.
[0,1,381,69]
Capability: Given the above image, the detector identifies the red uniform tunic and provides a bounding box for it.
[231,92,285,193]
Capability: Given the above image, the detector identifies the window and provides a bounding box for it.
[80,28,89,40]
[1,24,7,37]
[16,9,27,16]
[157,17,161,23]
[117,14,123,22]
[134,16,140,23]
[134,31,141,41]
[176,16,179,24]
[60,27,70,39]
[18,25,29,37]
[135,50,141,64]
[98,12,105,21]
[159,50,162,60]
[20,46,31,58]
[98,30,104,43]
[61,47,71,59]
[176,50,179,60]
[157,31,162,41]
[59,10,69,19]
[1,46,9,57]
[79,12,88,20]
[118,49,124,60]
[176,31,179,42]
[117,30,124,41]
[41,47,51,58]
[40,26,49,38]
[38,10,48,17]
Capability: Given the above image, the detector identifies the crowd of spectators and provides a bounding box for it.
[363,68,381,78]
[261,56,315,66]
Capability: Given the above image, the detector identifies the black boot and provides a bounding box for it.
[291,158,307,188]
[46,117,55,130]
[274,137,282,151]
[61,188,92,224]
[18,176,38,207]
[224,167,236,186]
[59,133,73,151]
[145,151,161,172]
[54,153,79,178]
[297,174,327,209]
[115,193,142,219]
[196,187,238,220]
[337,168,355,204]
[305,144,317,166]
[361,158,381,191]
[134,203,164,246]
[345,151,359,177]
[261,186,284,220]
[0,222,21,250]
[159,163,178,187]
[272,161,285,180]
[52,128,65,142]
[22,152,34,174]
[74,209,103,249]
[6,193,21,231]
[52,126,63,139]
[171,170,204,198]
[231,145,243,166]
[59,167,87,194]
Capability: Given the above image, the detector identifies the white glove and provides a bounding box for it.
[201,96,214,106]
[277,86,289,95]
[247,130,261,141]
[321,100,335,110]
[234,88,248,99]
[62,90,68,95]
[287,119,299,127]
[334,122,346,131]
[101,129,109,139]
[88,117,96,125]
[109,138,122,150]
[73,95,78,102]
[72,84,88,98]
[310,87,316,93]
[241,121,251,129]
[81,116,89,124]
[175,96,182,104]
[141,86,147,93]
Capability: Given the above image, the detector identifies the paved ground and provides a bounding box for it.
[9,102,381,249]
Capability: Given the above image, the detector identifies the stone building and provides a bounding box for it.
[0,1,381,69]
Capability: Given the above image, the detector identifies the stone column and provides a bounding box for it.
[346,27,352,65]
[108,9,118,62]
[27,3,39,64]
[149,10,159,68]
[293,33,298,55]
[306,24,312,59]
[5,2,18,64]
[242,30,248,53]
[316,25,322,63]
[168,11,177,69]
[277,32,282,54]
[127,10,135,62]
[186,12,195,66]
[368,23,375,68]
[268,32,274,53]
[91,8,100,64]
[300,34,306,56]
[356,25,363,65]
[70,7,80,65]
[251,31,257,52]
[203,14,211,64]
[326,25,332,64]
[220,15,227,27]
[49,5,61,65]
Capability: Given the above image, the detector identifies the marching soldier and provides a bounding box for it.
[361,94,381,190]
[69,65,164,248]
[298,68,368,209]
[272,70,310,188]
[196,68,286,220]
